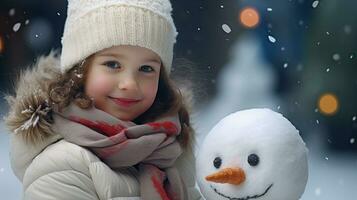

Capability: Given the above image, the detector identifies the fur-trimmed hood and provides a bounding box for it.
[3,51,64,180]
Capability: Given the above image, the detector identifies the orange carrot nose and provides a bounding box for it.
[205,167,246,185]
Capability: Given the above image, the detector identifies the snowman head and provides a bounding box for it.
[196,108,308,200]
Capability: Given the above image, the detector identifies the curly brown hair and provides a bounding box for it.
[48,56,194,149]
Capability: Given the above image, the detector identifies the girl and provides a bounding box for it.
[4,0,202,199]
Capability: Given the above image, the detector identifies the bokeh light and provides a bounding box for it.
[239,7,260,28]
[318,93,339,115]
[0,35,4,53]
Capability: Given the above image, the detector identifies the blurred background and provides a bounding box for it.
[1,0,356,199]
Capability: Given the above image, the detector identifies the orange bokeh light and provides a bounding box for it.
[318,93,339,115]
[239,7,260,28]
[0,35,4,53]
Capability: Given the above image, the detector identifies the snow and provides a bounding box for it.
[13,23,21,32]
[191,35,357,200]
[9,8,15,16]
[267,8,273,12]
[25,19,30,25]
[344,25,351,34]
[350,138,355,144]
[57,12,61,16]
[314,188,321,196]
[312,1,319,8]
[196,109,308,200]
[283,63,288,68]
[222,24,231,33]
[326,68,330,72]
[268,35,276,43]
[332,53,340,61]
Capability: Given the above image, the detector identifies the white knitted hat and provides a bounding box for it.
[60,0,178,74]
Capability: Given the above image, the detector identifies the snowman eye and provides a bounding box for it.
[213,157,222,169]
[248,154,260,166]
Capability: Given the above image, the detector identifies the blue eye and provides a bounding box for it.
[140,65,154,73]
[103,61,120,69]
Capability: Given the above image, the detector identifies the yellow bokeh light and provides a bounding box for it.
[239,7,260,28]
[318,93,339,115]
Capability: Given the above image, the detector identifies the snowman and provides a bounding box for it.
[196,108,308,200]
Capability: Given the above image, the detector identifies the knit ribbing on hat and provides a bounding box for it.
[60,5,177,74]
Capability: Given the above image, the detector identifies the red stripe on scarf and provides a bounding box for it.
[147,121,178,136]
[97,140,129,158]
[69,115,125,137]
[151,175,171,200]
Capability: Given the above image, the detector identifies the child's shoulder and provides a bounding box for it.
[22,139,101,187]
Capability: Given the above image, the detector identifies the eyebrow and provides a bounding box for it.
[98,52,161,64]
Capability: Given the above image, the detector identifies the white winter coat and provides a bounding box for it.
[5,52,203,200]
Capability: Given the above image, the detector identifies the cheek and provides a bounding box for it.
[142,81,159,101]
[86,74,113,96]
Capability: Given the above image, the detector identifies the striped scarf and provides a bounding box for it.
[52,102,188,200]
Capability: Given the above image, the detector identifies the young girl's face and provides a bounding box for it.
[84,45,162,121]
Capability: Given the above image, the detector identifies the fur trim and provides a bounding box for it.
[3,50,62,144]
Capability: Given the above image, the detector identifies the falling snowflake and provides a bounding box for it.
[312,1,319,8]
[13,23,21,32]
[197,27,201,31]
[350,54,355,59]
[220,5,224,8]
[326,31,330,35]
[283,63,288,68]
[277,105,281,110]
[314,108,319,113]
[344,25,351,34]
[222,24,231,33]
[326,68,330,72]
[9,8,15,16]
[57,12,61,16]
[267,8,273,12]
[268,35,276,43]
[353,116,356,121]
[316,120,320,124]
[332,53,340,61]
[315,187,321,196]
[350,138,355,144]
[325,156,329,160]
[35,34,39,38]
[25,19,30,25]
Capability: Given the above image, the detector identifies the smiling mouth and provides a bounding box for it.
[210,183,273,200]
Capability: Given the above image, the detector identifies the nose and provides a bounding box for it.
[117,73,139,91]
[205,167,246,185]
